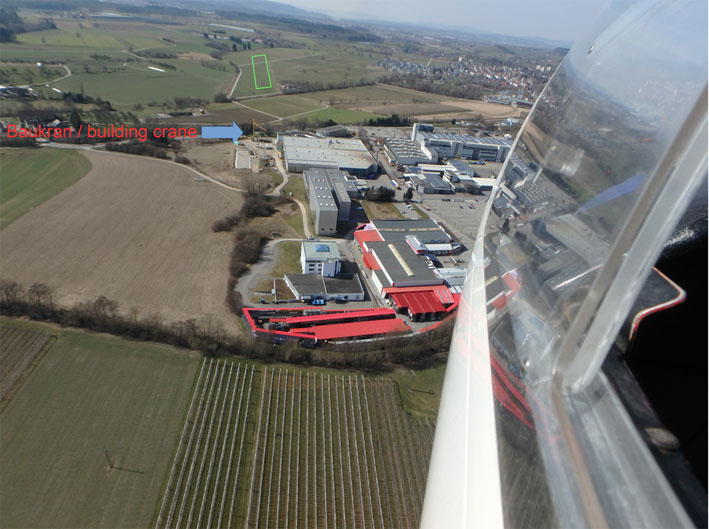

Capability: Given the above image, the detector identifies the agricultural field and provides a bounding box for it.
[0,147,92,230]
[239,95,323,119]
[0,149,243,334]
[156,360,435,529]
[161,106,274,126]
[0,63,66,86]
[286,108,383,125]
[1,19,241,109]
[301,84,452,106]
[0,324,53,407]
[0,320,200,529]
[231,47,384,99]
[236,83,522,124]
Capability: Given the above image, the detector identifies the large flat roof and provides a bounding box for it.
[369,240,441,285]
[418,132,513,147]
[302,241,341,260]
[323,274,363,294]
[371,218,451,244]
[285,273,326,296]
[282,136,377,171]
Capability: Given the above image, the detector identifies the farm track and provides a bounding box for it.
[156,360,433,529]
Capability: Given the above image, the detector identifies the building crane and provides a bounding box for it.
[251,119,268,139]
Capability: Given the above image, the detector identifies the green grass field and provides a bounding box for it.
[0,148,91,230]
[0,63,65,86]
[0,320,200,529]
[389,362,446,418]
[300,83,451,105]
[241,95,322,119]
[282,176,315,235]
[255,240,301,291]
[1,21,238,108]
[53,60,233,108]
[289,107,382,124]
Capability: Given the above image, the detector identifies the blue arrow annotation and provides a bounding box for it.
[201,122,243,144]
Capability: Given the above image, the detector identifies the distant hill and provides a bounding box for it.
[351,18,572,50]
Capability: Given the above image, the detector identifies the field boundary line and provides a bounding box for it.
[227,69,243,99]
[166,359,216,529]
[376,380,411,529]
[294,372,302,529]
[247,367,273,529]
[360,377,387,529]
[184,361,227,529]
[44,145,246,194]
[326,375,337,529]
[269,105,328,124]
[348,376,366,528]
[354,376,378,529]
[320,374,328,529]
[386,381,422,517]
[196,364,234,529]
[305,373,310,529]
[154,358,207,529]
[226,365,256,529]
[174,361,222,529]
[340,376,356,527]
[234,52,326,69]
[232,99,279,120]
[263,369,282,528]
[208,364,241,529]
[274,370,288,528]
[284,369,295,529]
[333,376,348,528]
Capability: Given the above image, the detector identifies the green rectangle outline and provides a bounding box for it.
[251,54,272,90]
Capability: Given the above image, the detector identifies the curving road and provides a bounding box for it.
[234,238,302,305]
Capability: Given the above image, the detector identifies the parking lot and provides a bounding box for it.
[419,195,488,241]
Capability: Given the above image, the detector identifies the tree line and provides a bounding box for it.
[211,192,289,317]
[0,278,452,369]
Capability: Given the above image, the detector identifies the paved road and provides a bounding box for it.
[235,238,302,305]
[253,139,312,238]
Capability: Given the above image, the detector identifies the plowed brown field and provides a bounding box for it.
[0,149,243,334]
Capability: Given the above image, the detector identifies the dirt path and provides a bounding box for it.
[234,238,301,305]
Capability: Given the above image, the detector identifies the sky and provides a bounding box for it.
[279,0,612,43]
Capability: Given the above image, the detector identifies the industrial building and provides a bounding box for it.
[409,172,455,194]
[315,124,349,137]
[383,137,438,165]
[353,219,463,320]
[278,134,378,175]
[300,241,342,276]
[284,273,365,302]
[444,159,497,193]
[366,218,462,255]
[242,307,411,343]
[411,124,512,162]
[304,171,338,234]
[304,168,360,231]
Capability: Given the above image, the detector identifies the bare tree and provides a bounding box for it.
[28,282,53,313]
[93,295,119,319]
[0,279,23,306]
